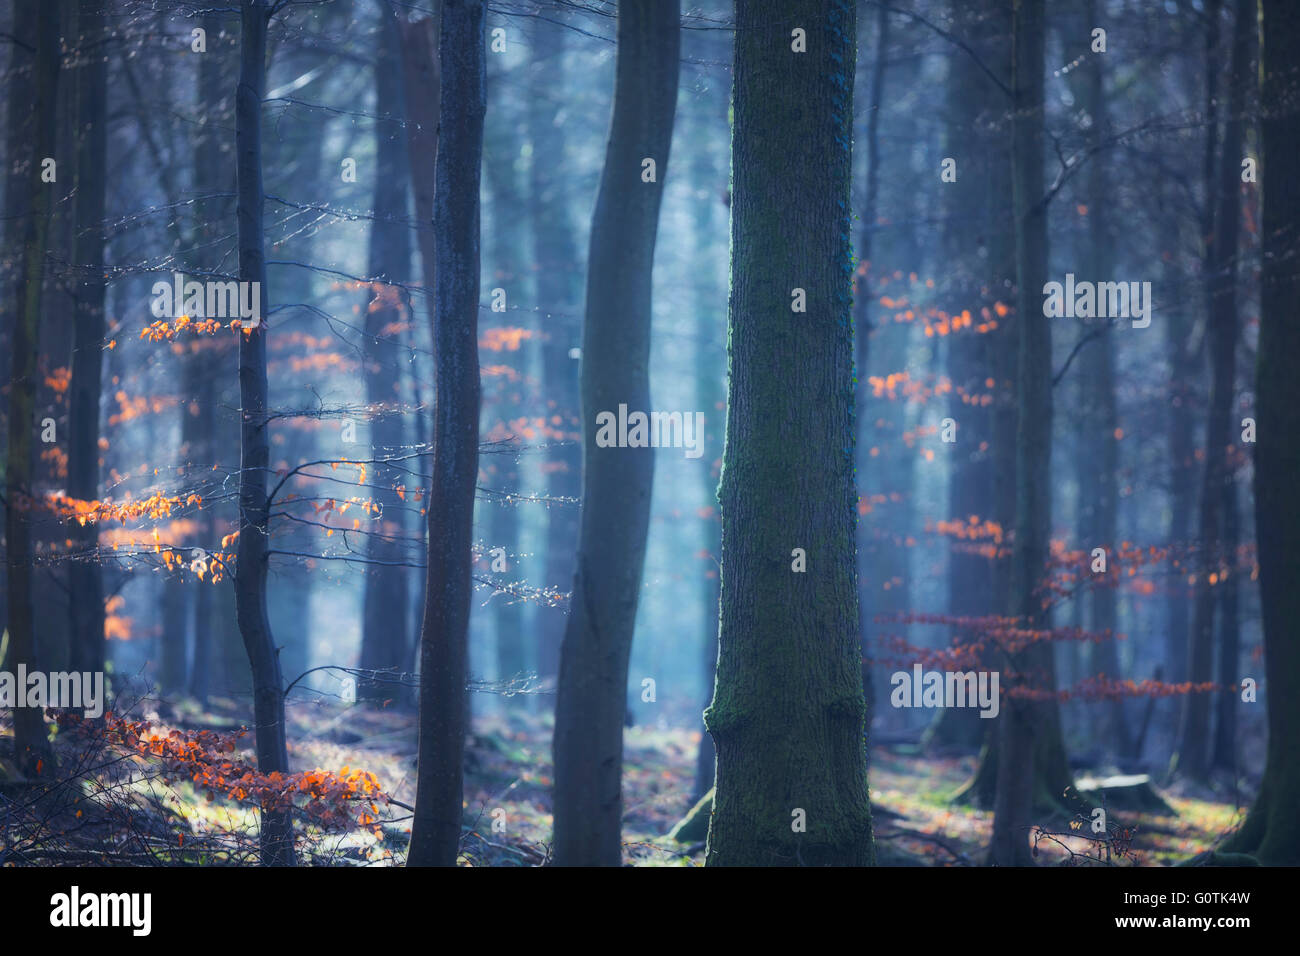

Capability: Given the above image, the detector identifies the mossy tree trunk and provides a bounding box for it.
[704,0,874,868]
[551,0,679,867]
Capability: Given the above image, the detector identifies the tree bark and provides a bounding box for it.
[408,0,485,868]
[988,0,1052,868]
[551,0,679,867]
[359,3,413,700]
[5,0,59,777]
[234,0,294,866]
[704,0,873,867]
[1218,0,1300,866]
[1178,0,1249,783]
[68,0,108,676]
[1076,0,1132,759]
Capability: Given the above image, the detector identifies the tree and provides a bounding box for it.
[551,0,680,867]
[358,5,413,700]
[1074,0,1132,760]
[1218,0,1300,866]
[529,17,583,691]
[408,0,486,868]
[234,0,294,866]
[704,0,873,867]
[987,0,1053,867]
[5,0,59,777]
[68,0,109,676]
[1177,0,1250,782]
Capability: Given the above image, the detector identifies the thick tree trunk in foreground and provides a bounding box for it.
[551,0,679,867]
[704,0,873,867]
[5,0,58,777]
[988,0,1054,867]
[1219,0,1300,866]
[408,0,485,868]
[234,0,294,866]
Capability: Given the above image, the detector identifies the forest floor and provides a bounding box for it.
[275,698,1252,867]
[1,694,1252,866]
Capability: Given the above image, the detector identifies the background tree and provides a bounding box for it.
[551,0,680,868]
[409,0,486,869]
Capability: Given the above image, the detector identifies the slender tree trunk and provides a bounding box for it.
[395,2,442,692]
[1219,0,1300,865]
[529,19,583,693]
[928,0,1008,757]
[551,0,679,867]
[1076,2,1132,758]
[359,5,413,700]
[234,0,294,866]
[408,0,485,868]
[1178,0,1248,783]
[5,0,59,777]
[68,0,108,676]
[989,0,1051,868]
[704,0,872,867]
[186,10,228,705]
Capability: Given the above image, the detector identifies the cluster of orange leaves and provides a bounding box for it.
[44,491,202,526]
[139,314,237,342]
[55,711,390,833]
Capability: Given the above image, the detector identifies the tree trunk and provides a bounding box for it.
[988,0,1052,867]
[704,0,873,867]
[5,0,59,777]
[529,18,583,693]
[408,0,485,868]
[1218,0,1300,866]
[1178,0,1248,783]
[68,0,108,676]
[551,0,679,867]
[1076,0,1132,759]
[185,10,228,705]
[234,0,294,866]
[359,4,413,701]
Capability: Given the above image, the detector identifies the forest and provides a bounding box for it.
[0,0,1296,891]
